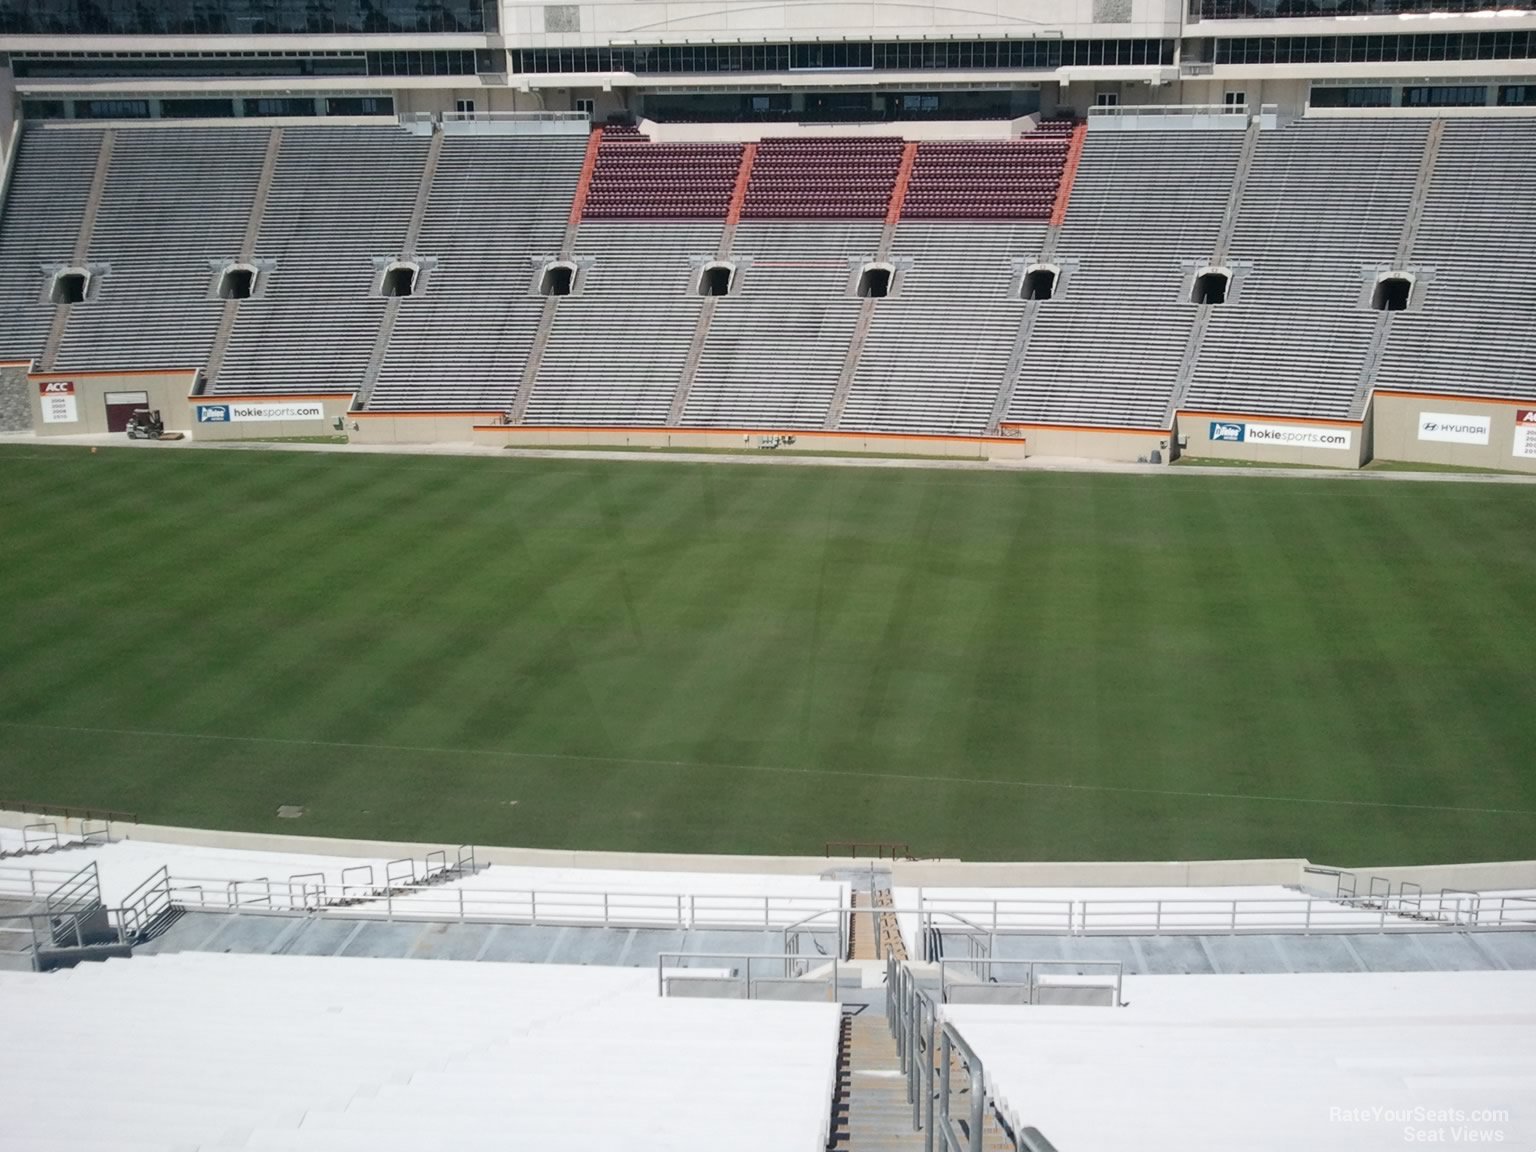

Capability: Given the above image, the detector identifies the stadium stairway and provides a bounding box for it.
[1350,117,1446,420]
[39,128,113,372]
[830,1007,1012,1152]
[848,891,877,961]
[359,126,443,406]
[204,125,282,387]
[1166,117,1262,426]
[830,1013,923,1152]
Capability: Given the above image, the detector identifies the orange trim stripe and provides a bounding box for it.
[569,128,603,228]
[480,424,1022,445]
[1000,421,1170,435]
[1049,122,1087,228]
[353,409,502,419]
[886,141,918,226]
[726,142,757,227]
[30,367,198,380]
[194,393,350,402]
[1374,389,1536,408]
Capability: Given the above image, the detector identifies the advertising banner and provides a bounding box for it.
[195,401,325,424]
[1514,410,1536,460]
[37,380,78,424]
[1417,412,1490,446]
[1207,421,1352,450]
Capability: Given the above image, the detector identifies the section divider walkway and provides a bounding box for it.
[40,128,114,372]
[359,127,442,407]
[205,126,283,391]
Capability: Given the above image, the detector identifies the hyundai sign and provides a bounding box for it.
[1417,412,1489,446]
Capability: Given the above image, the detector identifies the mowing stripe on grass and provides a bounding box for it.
[4,719,1534,819]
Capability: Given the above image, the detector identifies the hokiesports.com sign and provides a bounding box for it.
[196,401,325,424]
[1208,420,1353,451]
[1417,412,1490,446]
[37,380,78,424]
[1515,409,1536,460]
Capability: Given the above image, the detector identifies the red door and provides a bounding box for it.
[104,391,148,433]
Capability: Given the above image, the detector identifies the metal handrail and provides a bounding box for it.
[0,800,136,826]
[914,891,1536,935]
[825,839,911,859]
[115,865,171,941]
[938,957,1123,1006]
[1088,103,1246,117]
[655,951,840,999]
[161,875,843,927]
[779,905,847,961]
[400,110,588,126]
[939,1020,987,1152]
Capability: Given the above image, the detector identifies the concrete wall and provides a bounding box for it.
[8,810,1536,887]
[1177,409,1367,469]
[29,369,199,436]
[1371,391,1536,475]
[893,858,1309,887]
[470,424,1034,460]
[0,359,30,431]
[350,412,500,445]
[1002,423,1173,463]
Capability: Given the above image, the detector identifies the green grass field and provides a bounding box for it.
[2,443,1534,865]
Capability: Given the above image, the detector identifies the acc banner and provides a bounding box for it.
[1515,410,1536,460]
[195,401,324,423]
[1417,412,1490,445]
[37,380,78,424]
[1208,420,1352,450]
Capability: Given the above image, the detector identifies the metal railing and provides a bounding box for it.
[780,905,846,963]
[655,952,840,1000]
[167,875,843,929]
[825,840,911,859]
[913,890,1536,936]
[0,863,97,900]
[0,800,134,829]
[889,954,1071,1152]
[938,957,1123,1006]
[443,110,587,123]
[116,865,172,942]
[938,1019,988,1152]
[1089,103,1244,117]
[0,822,63,858]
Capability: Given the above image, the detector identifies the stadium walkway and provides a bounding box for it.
[6,430,1536,485]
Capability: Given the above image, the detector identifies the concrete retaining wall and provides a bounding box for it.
[1371,391,1536,474]
[1177,409,1368,469]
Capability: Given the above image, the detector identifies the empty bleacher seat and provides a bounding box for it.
[369,135,587,412]
[685,222,881,429]
[53,128,270,373]
[1373,120,1536,402]
[741,139,903,220]
[1187,120,1428,420]
[842,222,1047,436]
[1010,129,1246,429]
[211,127,432,397]
[0,127,103,360]
[526,221,722,425]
